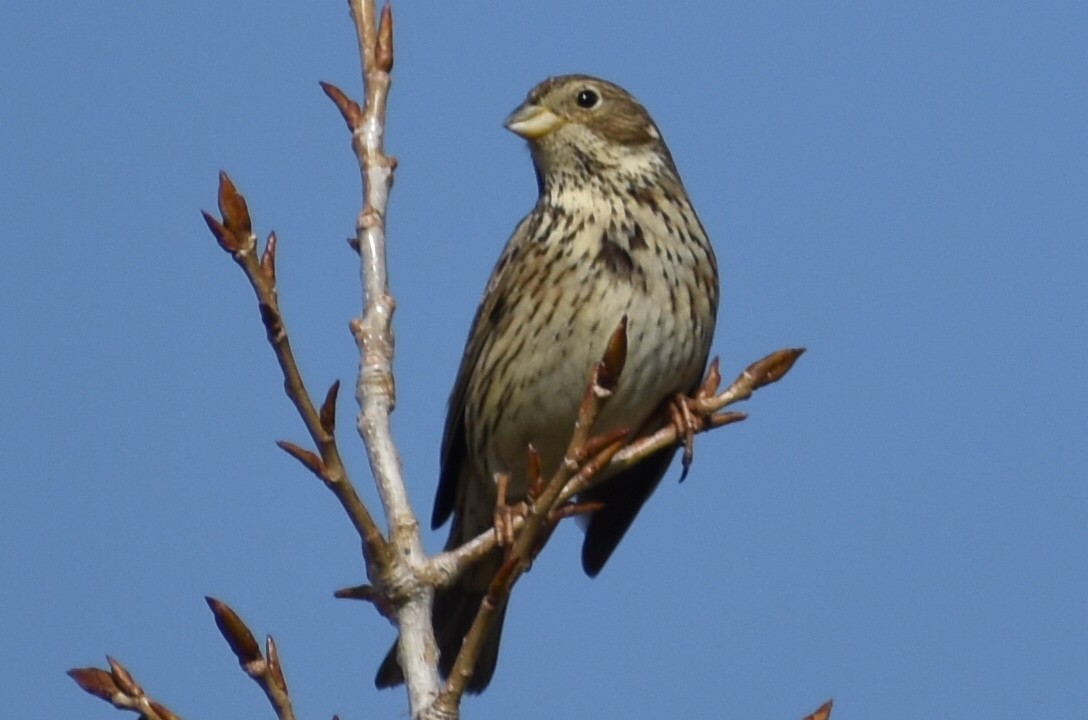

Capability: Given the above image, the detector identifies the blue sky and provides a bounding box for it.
[2,2,1085,718]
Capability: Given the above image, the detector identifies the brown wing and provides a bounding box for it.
[431,214,537,530]
[582,199,719,575]
[580,365,711,576]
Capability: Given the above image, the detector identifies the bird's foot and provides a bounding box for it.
[668,393,712,481]
[492,471,528,548]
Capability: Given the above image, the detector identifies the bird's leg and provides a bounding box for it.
[669,359,723,480]
[668,395,713,481]
[491,472,524,548]
[695,357,723,400]
[667,397,697,478]
[525,444,545,508]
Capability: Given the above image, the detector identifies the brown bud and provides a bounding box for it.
[333,584,394,618]
[206,596,262,665]
[745,347,805,390]
[261,231,278,281]
[276,440,328,480]
[106,656,142,697]
[67,667,121,701]
[598,315,628,391]
[803,699,834,720]
[320,81,362,130]
[265,635,287,692]
[217,171,252,237]
[709,411,747,428]
[320,380,340,434]
[202,210,244,254]
[376,4,394,72]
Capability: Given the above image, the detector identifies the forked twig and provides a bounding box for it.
[206,597,296,720]
[201,175,385,561]
[431,346,806,582]
[69,1,817,718]
[67,658,182,720]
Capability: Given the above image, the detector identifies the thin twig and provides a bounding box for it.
[206,597,296,720]
[433,321,630,712]
[608,347,804,473]
[67,659,182,720]
[70,2,815,718]
[201,175,386,558]
[430,346,805,577]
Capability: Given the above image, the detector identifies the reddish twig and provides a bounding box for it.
[433,319,630,712]
[206,597,296,720]
[67,658,182,720]
[201,173,387,566]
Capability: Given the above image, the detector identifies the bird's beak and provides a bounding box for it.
[504,102,563,139]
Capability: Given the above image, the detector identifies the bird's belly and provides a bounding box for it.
[485,275,706,497]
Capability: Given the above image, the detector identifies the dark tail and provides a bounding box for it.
[581,445,676,576]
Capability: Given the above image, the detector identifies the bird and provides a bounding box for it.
[376,74,719,693]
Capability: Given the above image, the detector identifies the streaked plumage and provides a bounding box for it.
[377,74,719,692]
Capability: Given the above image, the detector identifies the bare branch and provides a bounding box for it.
[332,2,442,714]
[432,320,630,712]
[342,0,407,546]
[430,345,804,584]
[206,597,296,720]
[71,0,817,716]
[67,659,182,720]
[608,347,805,473]
[201,173,386,561]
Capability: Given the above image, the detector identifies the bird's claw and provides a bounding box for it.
[668,393,711,481]
[492,471,527,548]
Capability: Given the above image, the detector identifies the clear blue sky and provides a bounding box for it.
[2,2,1085,718]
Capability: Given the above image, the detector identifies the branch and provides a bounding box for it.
[427,339,805,711]
[68,657,182,720]
[202,1,436,713]
[200,164,805,720]
[434,321,632,712]
[72,2,820,717]
[200,176,386,559]
[207,597,296,720]
[606,348,805,477]
[336,1,413,566]
[429,346,806,582]
[325,2,444,714]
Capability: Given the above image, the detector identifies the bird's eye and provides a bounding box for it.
[576,88,600,109]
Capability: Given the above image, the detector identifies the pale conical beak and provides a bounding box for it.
[504,102,564,139]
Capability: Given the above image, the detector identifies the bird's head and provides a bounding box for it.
[505,75,677,192]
